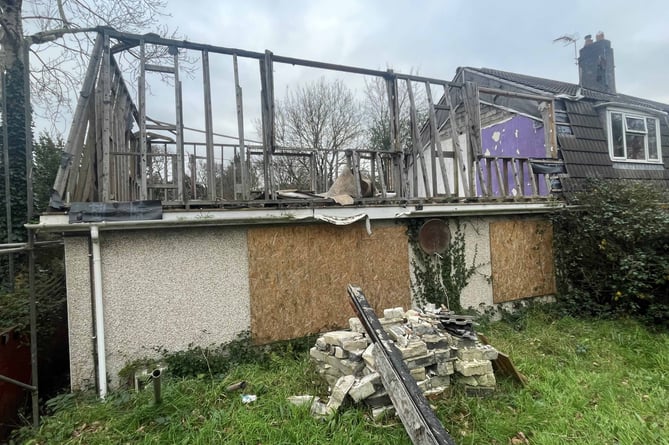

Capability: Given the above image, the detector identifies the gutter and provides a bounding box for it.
[27,202,561,233]
[90,225,107,399]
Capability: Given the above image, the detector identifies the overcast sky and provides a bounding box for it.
[162,0,669,103]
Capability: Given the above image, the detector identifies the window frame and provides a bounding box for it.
[606,108,662,163]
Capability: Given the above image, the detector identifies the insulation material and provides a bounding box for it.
[248,222,411,343]
[489,219,556,303]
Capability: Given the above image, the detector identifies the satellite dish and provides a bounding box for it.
[418,219,451,254]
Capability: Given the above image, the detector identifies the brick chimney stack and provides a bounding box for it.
[578,31,616,94]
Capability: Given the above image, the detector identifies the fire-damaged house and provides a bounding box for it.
[30,29,668,393]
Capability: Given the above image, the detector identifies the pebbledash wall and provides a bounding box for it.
[42,205,556,390]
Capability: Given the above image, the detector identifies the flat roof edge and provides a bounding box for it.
[29,202,562,233]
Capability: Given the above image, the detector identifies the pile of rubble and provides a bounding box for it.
[308,306,498,417]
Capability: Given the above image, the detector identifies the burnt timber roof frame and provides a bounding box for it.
[51,28,563,208]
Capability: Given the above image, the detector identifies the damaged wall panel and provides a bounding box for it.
[248,221,411,343]
[489,219,556,303]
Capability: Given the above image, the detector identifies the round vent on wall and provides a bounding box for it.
[418,219,451,254]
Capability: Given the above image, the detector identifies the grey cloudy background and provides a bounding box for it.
[163,0,669,103]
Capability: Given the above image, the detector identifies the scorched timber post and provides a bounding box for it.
[347,284,457,445]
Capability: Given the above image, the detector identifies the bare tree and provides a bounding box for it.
[363,73,428,152]
[1,0,175,248]
[1,0,176,123]
[271,78,363,191]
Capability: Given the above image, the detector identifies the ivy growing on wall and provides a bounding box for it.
[407,219,479,313]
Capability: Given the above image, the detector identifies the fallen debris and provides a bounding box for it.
[347,285,457,445]
[310,303,499,409]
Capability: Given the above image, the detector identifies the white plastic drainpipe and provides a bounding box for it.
[90,225,107,399]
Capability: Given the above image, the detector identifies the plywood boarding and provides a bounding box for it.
[248,222,411,343]
[490,219,556,303]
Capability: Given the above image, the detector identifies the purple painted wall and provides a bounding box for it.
[478,115,548,196]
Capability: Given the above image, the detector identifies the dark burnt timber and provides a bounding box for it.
[347,285,457,445]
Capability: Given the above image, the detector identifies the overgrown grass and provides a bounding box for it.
[16,310,669,444]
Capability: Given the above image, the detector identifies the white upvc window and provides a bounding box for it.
[606,109,662,162]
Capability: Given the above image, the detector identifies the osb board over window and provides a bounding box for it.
[248,222,411,343]
[490,219,556,303]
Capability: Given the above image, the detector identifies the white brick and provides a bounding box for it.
[383,307,405,319]
[436,360,454,376]
[341,338,369,352]
[455,359,493,377]
[349,373,380,402]
[398,340,428,359]
[323,331,363,348]
[410,367,426,381]
[348,317,365,333]
[457,347,485,361]
[476,372,496,387]
[325,375,356,414]
[362,344,376,370]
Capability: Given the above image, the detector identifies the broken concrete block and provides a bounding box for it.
[348,317,365,333]
[481,344,499,361]
[424,387,446,398]
[310,400,329,417]
[405,352,437,370]
[379,317,404,327]
[405,309,421,318]
[362,344,376,370]
[410,367,426,381]
[315,337,329,351]
[310,347,329,363]
[371,405,395,420]
[423,334,453,350]
[383,307,405,320]
[428,375,451,388]
[455,359,493,377]
[436,360,455,376]
[349,373,380,402]
[398,340,428,359]
[432,348,452,361]
[341,338,369,352]
[476,372,496,387]
[314,349,365,376]
[386,325,410,347]
[458,375,479,386]
[325,375,356,414]
[457,347,485,361]
[323,331,363,348]
[411,321,437,336]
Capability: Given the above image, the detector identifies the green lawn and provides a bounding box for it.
[16,311,669,444]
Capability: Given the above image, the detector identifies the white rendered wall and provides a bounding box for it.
[64,226,250,389]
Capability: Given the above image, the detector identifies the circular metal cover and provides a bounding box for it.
[418,219,451,254]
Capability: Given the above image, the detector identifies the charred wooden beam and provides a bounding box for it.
[347,285,457,445]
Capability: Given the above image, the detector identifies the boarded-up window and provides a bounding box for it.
[248,222,411,343]
[490,219,556,303]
